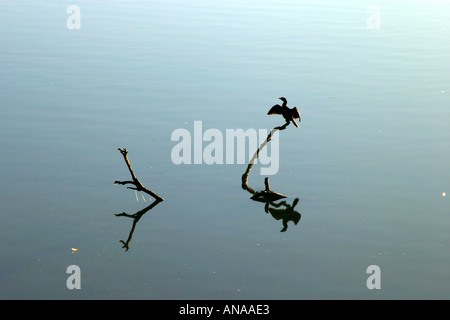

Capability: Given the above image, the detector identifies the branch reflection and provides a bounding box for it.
[115,199,163,251]
[241,122,301,232]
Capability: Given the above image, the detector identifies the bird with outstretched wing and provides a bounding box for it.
[267,97,301,128]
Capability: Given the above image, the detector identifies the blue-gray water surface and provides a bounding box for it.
[0,0,449,299]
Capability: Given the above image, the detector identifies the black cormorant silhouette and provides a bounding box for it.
[267,97,301,128]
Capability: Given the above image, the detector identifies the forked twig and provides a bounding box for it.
[114,148,163,201]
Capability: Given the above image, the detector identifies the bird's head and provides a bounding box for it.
[279,97,287,103]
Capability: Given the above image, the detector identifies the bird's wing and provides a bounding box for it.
[292,107,301,121]
[267,104,283,115]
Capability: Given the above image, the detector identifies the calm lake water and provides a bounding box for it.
[0,0,449,299]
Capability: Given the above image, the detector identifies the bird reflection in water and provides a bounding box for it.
[241,114,301,232]
[263,197,301,232]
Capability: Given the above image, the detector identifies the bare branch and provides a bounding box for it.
[242,125,287,202]
[114,148,163,201]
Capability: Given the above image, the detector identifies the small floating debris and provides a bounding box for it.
[71,248,80,253]
[442,192,446,197]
